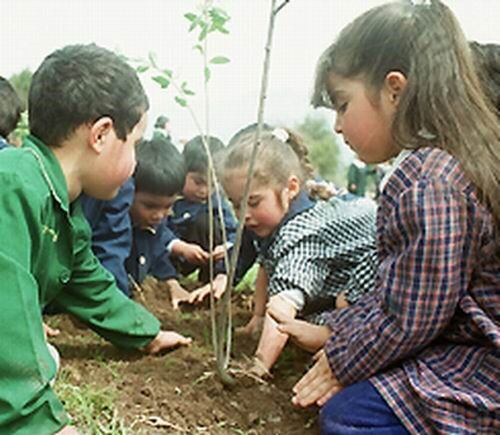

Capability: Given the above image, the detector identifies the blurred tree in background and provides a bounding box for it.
[296,113,345,185]
[8,69,32,144]
[9,69,32,109]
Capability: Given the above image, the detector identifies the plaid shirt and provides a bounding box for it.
[259,191,377,317]
[324,148,499,434]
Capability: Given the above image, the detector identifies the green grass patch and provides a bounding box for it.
[54,369,131,434]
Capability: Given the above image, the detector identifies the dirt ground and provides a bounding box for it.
[47,278,320,434]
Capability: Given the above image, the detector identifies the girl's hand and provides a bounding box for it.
[292,350,342,408]
[144,331,192,354]
[267,306,331,353]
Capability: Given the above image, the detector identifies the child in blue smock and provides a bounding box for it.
[125,137,193,309]
[167,135,238,304]
[0,76,23,150]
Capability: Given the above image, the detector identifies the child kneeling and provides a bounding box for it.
[221,129,377,377]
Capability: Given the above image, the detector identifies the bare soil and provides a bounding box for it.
[48,278,319,434]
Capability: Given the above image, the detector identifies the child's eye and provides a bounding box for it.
[248,199,260,208]
[337,102,348,113]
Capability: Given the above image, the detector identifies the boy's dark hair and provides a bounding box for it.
[0,77,24,138]
[28,43,149,146]
[134,137,185,196]
[182,135,225,174]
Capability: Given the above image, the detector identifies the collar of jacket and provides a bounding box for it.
[259,189,315,254]
[24,135,70,213]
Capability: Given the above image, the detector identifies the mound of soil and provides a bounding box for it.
[48,278,319,434]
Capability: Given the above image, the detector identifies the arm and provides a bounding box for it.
[323,180,474,386]
[54,211,161,349]
[237,264,268,336]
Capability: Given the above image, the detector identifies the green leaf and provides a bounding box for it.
[175,96,187,107]
[162,69,173,78]
[209,7,230,23]
[215,25,229,35]
[184,12,197,22]
[136,65,149,73]
[181,81,195,96]
[198,24,209,41]
[152,75,170,89]
[204,66,211,83]
[193,44,203,54]
[210,56,230,65]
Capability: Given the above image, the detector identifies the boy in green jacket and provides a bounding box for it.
[0,44,191,434]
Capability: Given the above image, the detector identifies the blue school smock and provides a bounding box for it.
[0,135,160,433]
[81,178,135,296]
[0,135,10,150]
[168,192,237,274]
[126,221,178,285]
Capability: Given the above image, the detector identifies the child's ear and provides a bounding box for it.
[89,116,114,154]
[286,175,300,200]
[384,71,407,105]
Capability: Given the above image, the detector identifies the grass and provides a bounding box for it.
[54,369,132,434]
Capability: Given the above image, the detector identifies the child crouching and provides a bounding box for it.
[221,128,378,377]
[126,137,192,309]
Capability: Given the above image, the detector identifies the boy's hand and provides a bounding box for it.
[292,350,342,408]
[188,273,227,304]
[165,279,190,310]
[144,330,192,354]
[55,426,80,435]
[211,244,226,261]
[268,305,331,353]
[172,241,209,265]
[43,322,61,339]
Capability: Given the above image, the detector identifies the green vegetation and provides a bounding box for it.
[54,369,132,434]
[296,113,343,185]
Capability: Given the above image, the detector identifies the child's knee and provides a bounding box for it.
[267,294,296,317]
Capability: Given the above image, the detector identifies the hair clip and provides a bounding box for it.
[272,127,289,143]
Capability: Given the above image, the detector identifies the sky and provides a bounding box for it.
[2,0,500,149]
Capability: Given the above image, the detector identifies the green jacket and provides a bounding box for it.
[0,136,160,434]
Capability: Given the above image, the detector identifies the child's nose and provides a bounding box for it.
[334,115,342,134]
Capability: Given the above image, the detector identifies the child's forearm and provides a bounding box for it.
[253,265,268,317]
[255,294,297,371]
[255,315,290,371]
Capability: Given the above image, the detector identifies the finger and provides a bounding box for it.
[178,336,193,346]
[316,386,341,407]
[196,288,210,304]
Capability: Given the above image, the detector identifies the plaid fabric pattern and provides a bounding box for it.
[324,148,500,434]
[259,196,377,317]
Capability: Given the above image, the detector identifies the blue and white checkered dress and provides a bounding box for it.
[259,195,377,322]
